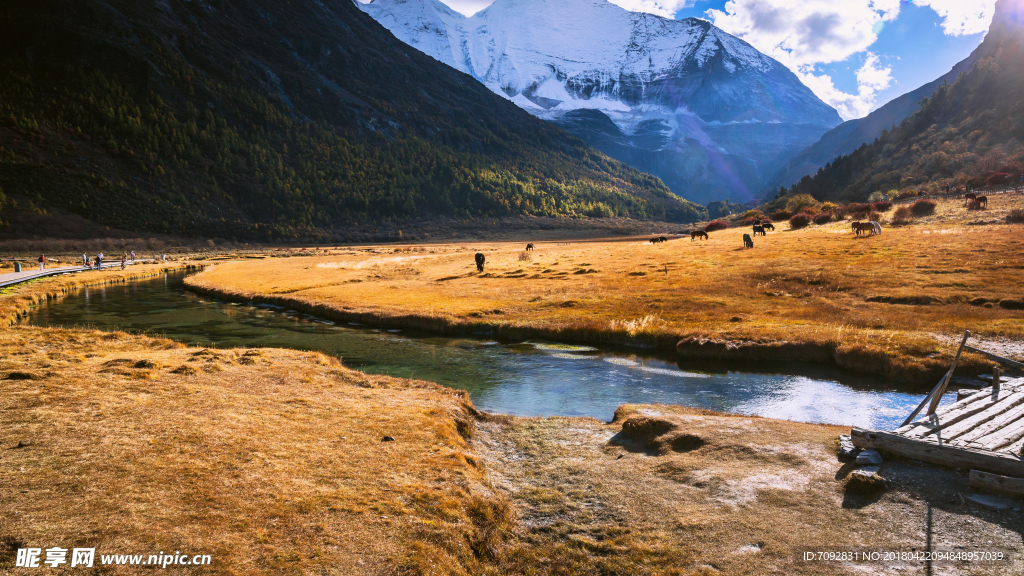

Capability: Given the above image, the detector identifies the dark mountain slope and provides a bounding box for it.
[760,10,1008,196]
[0,0,704,242]
[778,0,1024,203]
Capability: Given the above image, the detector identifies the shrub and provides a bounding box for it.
[789,213,811,229]
[867,191,886,202]
[770,210,792,221]
[741,217,759,225]
[1006,209,1024,223]
[892,206,913,224]
[813,213,832,225]
[785,193,819,213]
[872,201,893,212]
[704,220,729,232]
[740,209,765,222]
[821,202,837,212]
[836,202,872,220]
[986,173,1010,187]
[910,199,936,216]
[868,211,881,222]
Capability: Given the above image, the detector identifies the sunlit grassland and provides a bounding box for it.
[188,195,1024,385]
[0,326,505,575]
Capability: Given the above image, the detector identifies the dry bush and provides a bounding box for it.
[892,206,913,224]
[910,199,936,216]
[789,213,811,229]
[785,193,819,213]
[873,200,893,212]
[1007,208,1024,223]
[813,213,832,225]
[705,220,729,232]
[770,209,793,221]
[518,251,531,262]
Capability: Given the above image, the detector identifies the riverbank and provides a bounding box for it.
[0,262,197,327]
[184,202,1024,385]
[2,326,1021,574]
[0,325,499,574]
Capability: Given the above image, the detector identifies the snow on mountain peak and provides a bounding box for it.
[360,0,842,204]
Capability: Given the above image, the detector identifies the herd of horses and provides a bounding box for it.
[964,192,988,209]
[470,189,1007,270]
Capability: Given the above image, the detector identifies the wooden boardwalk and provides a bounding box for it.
[852,377,1024,477]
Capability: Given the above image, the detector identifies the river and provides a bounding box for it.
[24,270,951,428]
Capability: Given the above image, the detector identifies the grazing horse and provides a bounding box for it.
[975,195,988,208]
[742,234,753,248]
[659,236,668,242]
[762,222,775,232]
[650,237,662,244]
[752,224,765,237]
[474,252,486,272]
[852,222,875,236]
[964,192,977,206]
[525,243,535,251]
[691,230,708,241]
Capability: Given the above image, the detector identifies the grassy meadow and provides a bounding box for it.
[187,194,1024,385]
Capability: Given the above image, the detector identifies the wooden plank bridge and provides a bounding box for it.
[851,332,1024,479]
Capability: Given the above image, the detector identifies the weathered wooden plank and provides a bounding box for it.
[1003,437,1024,457]
[850,428,1024,477]
[950,402,1024,446]
[979,419,1024,452]
[969,470,1024,497]
[964,346,1024,372]
[899,390,1021,438]
[923,392,1024,443]
[896,388,996,434]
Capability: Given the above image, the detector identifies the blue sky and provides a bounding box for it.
[437,0,997,120]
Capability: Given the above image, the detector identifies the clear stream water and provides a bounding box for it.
[24,271,952,429]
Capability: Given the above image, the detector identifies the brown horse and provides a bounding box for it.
[975,195,988,208]
[691,230,708,241]
[851,221,875,236]
[525,243,535,251]
[964,192,977,206]
[762,222,775,232]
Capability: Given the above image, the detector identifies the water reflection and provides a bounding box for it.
[25,271,952,428]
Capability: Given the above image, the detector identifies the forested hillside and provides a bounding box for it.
[779,0,1024,203]
[0,0,704,242]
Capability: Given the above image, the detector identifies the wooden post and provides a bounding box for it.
[901,369,955,428]
[927,331,971,415]
[993,366,1001,390]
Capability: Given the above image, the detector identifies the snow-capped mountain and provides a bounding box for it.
[360,0,843,204]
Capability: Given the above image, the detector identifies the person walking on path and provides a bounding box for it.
[130,250,135,262]
[38,255,45,271]
[96,252,103,270]
[82,253,88,268]
[120,254,126,270]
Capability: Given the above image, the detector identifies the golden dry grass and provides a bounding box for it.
[187,195,1024,385]
[0,326,504,575]
[0,268,1021,574]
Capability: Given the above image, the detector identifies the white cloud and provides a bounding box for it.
[797,52,892,119]
[705,0,901,120]
[604,0,693,17]
[914,0,997,36]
